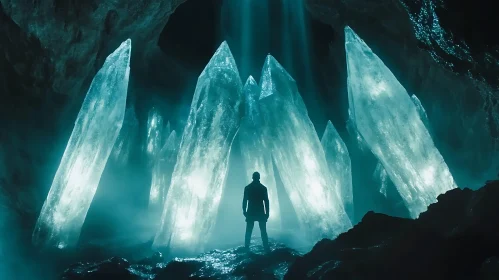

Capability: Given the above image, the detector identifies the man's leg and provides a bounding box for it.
[258,221,269,249]
[245,221,254,249]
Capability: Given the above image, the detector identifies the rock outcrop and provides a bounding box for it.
[1,0,186,98]
[61,242,300,280]
[285,179,499,280]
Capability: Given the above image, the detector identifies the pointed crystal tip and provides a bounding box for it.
[118,39,132,53]
[344,25,364,47]
[323,120,340,139]
[263,54,279,69]
[259,54,294,99]
[106,38,132,64]
[245,75,258,87]
[344,25,354,33]
[123,38,132,46]
[200,41,239,77]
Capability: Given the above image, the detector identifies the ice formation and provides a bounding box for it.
[411,94,431,131]
[153,42,243,252]
[111,107,138,167]
[32,39,131,248]
[321,121,354,220]
[149,130,178,212]
[146,107,164,163]
[346,109,369,152]
[238,76,281,229]
[163,121,171,144]
[259,55,352,240]
[345,26,457,218]
[373,162,389,198]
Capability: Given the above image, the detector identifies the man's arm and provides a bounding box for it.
[242,187,248,216]
[264,188,270,219]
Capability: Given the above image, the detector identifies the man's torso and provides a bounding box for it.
[245,181,267,219]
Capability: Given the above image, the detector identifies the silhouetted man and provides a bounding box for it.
[242,171,270,250]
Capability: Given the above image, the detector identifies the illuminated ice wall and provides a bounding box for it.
[411,94,431,131]
[111,106,138,167]
[238,76,281,229]
[146,107,164,163]
[321,121,354,220]
[345,26,457,218]
[153,42,243,253]
[259,55,352,241]
[149,130,178,212]
[373,162,390,198]
[32,39,131,248]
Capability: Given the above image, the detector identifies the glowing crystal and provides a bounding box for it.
[259,55,352,241]
[32,39,131,248]
[153,42,243,253]
[345,26,456,217]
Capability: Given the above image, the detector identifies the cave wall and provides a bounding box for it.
[305,0,499,189]
[1,0,186,99]
[0,1,187,266]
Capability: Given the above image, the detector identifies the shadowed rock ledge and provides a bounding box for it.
[285,179,499,280]
[61,243,300,280]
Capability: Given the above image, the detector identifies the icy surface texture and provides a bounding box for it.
[373,162,390,198]
[32,39,131,248]
[149,130,178,212]
[345,26,457,218]
[60,242,299,280]
[163,121,171,144]
[145,107,164,163]
[346,109,368,152]
[259,55,352,241]
[111,107,138,167]
[321,120,354,220]
[154,42,243,253]
[238,76,281,229]
[411,94,431,131]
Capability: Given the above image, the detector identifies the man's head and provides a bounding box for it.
[252,172,260,181]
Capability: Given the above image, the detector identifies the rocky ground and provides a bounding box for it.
[60,180,499,280]
[61,242,300,280]
[286,179,499,280]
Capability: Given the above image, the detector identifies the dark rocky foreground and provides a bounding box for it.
[61,243,300,280]
[286,179,499,280]
[61,180,499,280]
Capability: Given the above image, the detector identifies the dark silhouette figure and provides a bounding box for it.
[242,171,270,250]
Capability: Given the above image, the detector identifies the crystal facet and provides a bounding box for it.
[259,55,352,241]
[153,42,243,253]
[146,107,164,163]
[238,76,281,229]
[149,130,179,212]
[345,26,457,218]
[321,120,354,220]
[32,39,131,248]
[111,106,138,167]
